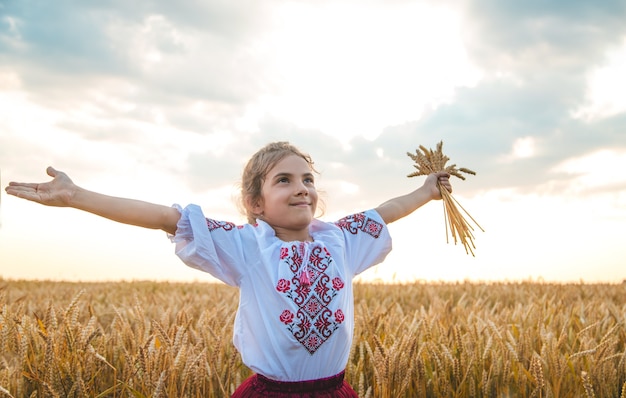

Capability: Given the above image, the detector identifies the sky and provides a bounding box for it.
[1,0,625,284]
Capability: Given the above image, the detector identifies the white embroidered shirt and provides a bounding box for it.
[169,204,392,381]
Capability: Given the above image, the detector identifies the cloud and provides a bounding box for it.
[2,0,626,283]
[551,148,626,196]
[354,0,626,197]
[462,0,626,70]
[2,0,624,201]
[573,39,626,121]
[0,0,276,145]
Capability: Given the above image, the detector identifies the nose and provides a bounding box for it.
[295,181,308,196]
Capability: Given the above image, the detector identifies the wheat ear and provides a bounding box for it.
[407,140,483,255]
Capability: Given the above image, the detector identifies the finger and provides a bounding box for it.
[5,185,36,199]
[14,192,41,203]
[7,181,39,189]
[46,166,58,177]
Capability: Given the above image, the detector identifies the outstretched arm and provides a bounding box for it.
[5,167,181,235]
[375,171,451,224]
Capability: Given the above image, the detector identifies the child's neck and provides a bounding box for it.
[274,227,314,243]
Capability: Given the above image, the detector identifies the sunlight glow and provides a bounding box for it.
[552,149,626,193]
[572,39,626,121]
[512,136,536,158]
[260,2,482,142]
[1,3,625,285]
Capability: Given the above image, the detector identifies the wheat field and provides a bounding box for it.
[0,279,624,397]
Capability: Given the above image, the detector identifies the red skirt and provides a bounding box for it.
[231,370,359,397]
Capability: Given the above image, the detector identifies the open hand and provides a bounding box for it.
[5,167,77,207]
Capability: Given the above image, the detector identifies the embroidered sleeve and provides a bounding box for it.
[334,212,383,238]
[169,204,249,286]
[333,210,392,276]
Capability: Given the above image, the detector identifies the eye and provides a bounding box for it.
[304,177,315,185]
[278,177,289,183]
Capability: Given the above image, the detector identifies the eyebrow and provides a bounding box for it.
[271,172,315,180]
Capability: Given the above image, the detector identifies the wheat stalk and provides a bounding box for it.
[3,280,625,396]
[407,141,484,255]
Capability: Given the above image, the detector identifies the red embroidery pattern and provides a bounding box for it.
[205,218,236,231]
[280,310,294,324]
[334,212,383,238]
[276,243,345,354]
[335,309,344,323]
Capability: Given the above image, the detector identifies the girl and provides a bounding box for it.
[5,141,451,397]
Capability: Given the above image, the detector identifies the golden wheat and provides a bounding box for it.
[407,141,484,255]
[0,279,625,397]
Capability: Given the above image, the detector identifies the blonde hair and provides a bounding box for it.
[241,142,318,224]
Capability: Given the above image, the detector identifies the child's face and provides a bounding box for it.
[254,154,318,241]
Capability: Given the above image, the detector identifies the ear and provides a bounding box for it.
[245,196,263,217]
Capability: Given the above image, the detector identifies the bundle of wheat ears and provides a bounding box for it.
[407,141,484,256]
